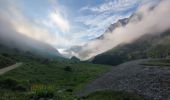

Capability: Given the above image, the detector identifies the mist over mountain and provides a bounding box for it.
[97,12,143,40]
[0,13,61,58]
[92,30,170,65]
[68,0,170,60]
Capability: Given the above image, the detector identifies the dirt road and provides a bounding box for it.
[0,63,22,75]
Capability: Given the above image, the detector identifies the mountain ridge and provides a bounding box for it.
[92,30,170,65]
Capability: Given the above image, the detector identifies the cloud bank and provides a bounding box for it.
[70,0,170,60]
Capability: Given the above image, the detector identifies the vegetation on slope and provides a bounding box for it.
[92,30,170,65]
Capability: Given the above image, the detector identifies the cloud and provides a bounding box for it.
[76,0,153,41]
[50,12,70,33]
[48,0,70,33]
[0,0,74,50]
[0,7,62,57]
[81,0,160,13]
[70,0,170,60]
[80,0,140,13]
[76,13,131,40]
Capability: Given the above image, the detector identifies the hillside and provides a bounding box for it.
[92,30,170,65]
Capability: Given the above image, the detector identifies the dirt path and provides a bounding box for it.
[77,59,170,100]
[0,63,22,75]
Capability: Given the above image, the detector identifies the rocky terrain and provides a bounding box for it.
[77,59,170,100]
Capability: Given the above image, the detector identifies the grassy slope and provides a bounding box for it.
[0,58,111,100]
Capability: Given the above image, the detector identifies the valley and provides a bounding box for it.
[0,0,170,100]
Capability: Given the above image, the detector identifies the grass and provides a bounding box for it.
[81,91,143,100]
[0,58,112,100]
[141,59,170,67]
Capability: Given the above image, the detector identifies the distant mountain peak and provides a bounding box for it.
[97,12,143,40]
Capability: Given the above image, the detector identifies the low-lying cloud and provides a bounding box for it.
[70,0,170,60]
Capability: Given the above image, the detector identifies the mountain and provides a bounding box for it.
[97,13,142,39]
[71,56,80,62]
[90,6,170,66]
[92,30,170,65]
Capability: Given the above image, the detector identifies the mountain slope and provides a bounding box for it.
[92,30,170,65]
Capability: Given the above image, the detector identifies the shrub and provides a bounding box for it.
[64,66,72,72]
[66,88,73,92]
[0,78,26,92]
[2,53,9,57]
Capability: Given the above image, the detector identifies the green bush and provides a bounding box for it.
[0,78,26,92]
[64,66,72,72]
[2,53,9,57]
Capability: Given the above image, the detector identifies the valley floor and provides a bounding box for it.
[0,59,112,100]
[0,63,22,75]
[0,58,169,100]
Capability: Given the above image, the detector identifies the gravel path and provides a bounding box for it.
[0,63,22,75]
[77,59,170,100]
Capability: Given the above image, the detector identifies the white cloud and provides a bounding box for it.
[75,0,161,43]
[48,0,70,33]
[76,0,147,41]
[80,0,140,13]
[76,11,132,41]
[80,0,159,13]
[50,12,70,33]
[0,0,75,49]
[71,0,170,60]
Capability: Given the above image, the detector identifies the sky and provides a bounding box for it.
[0,0,161,58]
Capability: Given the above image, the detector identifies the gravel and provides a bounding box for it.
[76,59,170,100]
